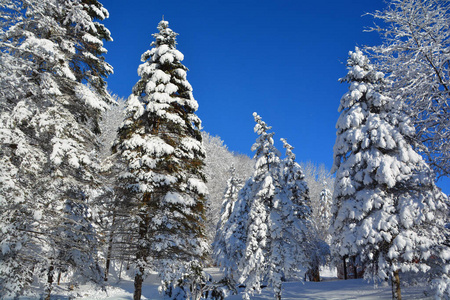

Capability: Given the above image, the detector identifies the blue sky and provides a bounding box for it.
[102,0,449,194]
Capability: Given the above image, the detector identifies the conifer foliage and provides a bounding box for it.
[238,113,283,299]
[213,174,252,283]
[114,20,208,300]
[280,138,326,283]
[0,0,112,297]
[212,165,244,276]
[330,48,450,300]
[221,113,313,300]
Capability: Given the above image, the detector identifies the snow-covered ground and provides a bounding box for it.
[42,268,433,300]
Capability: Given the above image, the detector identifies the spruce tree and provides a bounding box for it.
[330,48,450,300]
[319,188,332,226]
[0,0,112,297]
[238,113,281,299]
[280,138,311,224]
[280,138,324,282]
[317,187,332,244]
[212,165,244,279]
[213,177,252,283]
[238,113,310,300]
[114,19,208,300]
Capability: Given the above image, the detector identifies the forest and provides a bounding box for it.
[1,0,450,300]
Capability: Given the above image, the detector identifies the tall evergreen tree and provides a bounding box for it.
[238,113,282,299]
[114,20,208,300]
[0,0,112,297]
[330,48,450,300]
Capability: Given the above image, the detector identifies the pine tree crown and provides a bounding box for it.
[339,47,384,84]
[152,19,178,49]
[281,138,295,162]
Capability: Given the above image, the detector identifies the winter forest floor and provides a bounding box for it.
[22,268,434,300]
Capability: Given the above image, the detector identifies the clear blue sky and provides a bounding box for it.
[102,0,449,194]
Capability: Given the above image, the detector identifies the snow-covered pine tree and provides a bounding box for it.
[330,47,450,300]
[212,177,252,286]
[114,20,208,300]
[238,113,282,299]
[280,138,311,225]
[319,188,332,221]
[280,138,327,283]
[212,165,244,278]
[238,113,309,300]
[318,187,332,243]
[0,4,47,291]
[0,0,112,297]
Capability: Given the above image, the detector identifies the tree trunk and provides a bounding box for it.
[105,213,116,282]
[391,270,401,300]
[134,266,144,300]
[308,265,320,282]
[343,256,348,280]
[275,291,281,300]
[118,255,124,281]
[57,271,62,285]
[134,194,150,300]
[352,256,358,279]
[45,265,54,300]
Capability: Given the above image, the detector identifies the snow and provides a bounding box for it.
[90,4,108,20]
[164,192,193,205]
[40,73,62,96]
[75,85,109,111]
[149,91,171,104]
[44,268,433,300]
[82,33,103,46]
[159,53,174,64]
[151,69,171,84]
[188,178,208,195]
[174,68,187,79]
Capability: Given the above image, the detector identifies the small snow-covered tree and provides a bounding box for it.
[238,113,310,300]
[318,188,332,242]
[330,47,450,300]
[114,19,208,300]
[280,138,311,224]
[0,0,112,297]
[53,199,103,286]
[212,177,252,283]
[280,139,327,283]
[367,0,450,178]
[213,165,244,271]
